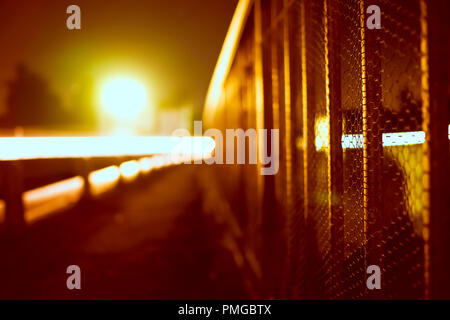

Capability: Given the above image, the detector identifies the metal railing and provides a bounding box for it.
[0,136,214,231]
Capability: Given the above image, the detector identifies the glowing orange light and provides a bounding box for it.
[23,176,84,223]
[120,160,140,181]
[139,157,153,173]
[88,165,121,196]
[204,0,252,124]
[101,77,147,120]
[0,200,5,223]
[315,117,330,151]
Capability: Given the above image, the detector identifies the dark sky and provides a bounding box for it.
[0,0,238,116]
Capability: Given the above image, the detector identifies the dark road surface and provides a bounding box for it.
[0,166,249,299]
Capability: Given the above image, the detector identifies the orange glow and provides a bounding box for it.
[100,77,147,120]
[139,157,154,174]
[0,200,5,223]
[23,176,84,223]
[0,136,216,160]
[88,165,121,196]
[315,117,330,151]
[153,155,166,168]
[137,156,174,173]
[204,0,252,124]
[120,160,140,181]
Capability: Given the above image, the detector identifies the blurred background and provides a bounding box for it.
[0,0,238,136]
[0,0,246,300]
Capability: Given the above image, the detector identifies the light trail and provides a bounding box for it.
[0,136,216,160]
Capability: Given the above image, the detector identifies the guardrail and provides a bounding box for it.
[0,155,167,231]
[0,136,215,232]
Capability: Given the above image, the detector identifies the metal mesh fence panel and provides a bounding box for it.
[210,0,449,299]
[375,0,425,299]
[262,0,446,299]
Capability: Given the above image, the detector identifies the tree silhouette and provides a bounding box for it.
[4,64,70,128]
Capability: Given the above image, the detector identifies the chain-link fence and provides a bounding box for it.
[206,0,449,299]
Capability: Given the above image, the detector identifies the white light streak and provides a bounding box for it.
[0,136,216,160]
[342,131,427,149]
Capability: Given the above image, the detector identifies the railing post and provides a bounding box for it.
[1,161,25,232]
[75,158,92,202]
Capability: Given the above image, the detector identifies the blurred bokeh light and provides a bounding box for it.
[100,77,147,120]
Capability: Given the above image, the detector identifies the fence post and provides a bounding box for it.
[421,0,450,299]
[360,0,384,298]
[326,0,344,299]
[254,0,267,297]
